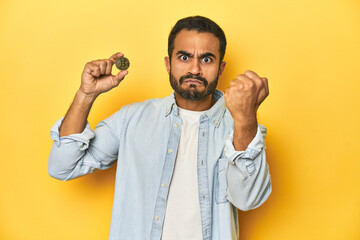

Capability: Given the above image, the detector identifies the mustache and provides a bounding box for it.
[179,74,208,87]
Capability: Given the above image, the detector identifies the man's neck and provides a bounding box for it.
[174,92,215,111]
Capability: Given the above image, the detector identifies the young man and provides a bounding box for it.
[49,16,271,240]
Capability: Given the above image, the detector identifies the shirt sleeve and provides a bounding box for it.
[224,124,272,211]
[48,108,127,181]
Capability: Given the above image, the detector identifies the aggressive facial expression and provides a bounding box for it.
[165,30,226,101]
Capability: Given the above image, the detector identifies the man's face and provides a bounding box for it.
[165,30,226,101]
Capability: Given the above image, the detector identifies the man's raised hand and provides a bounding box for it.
[79,52,129,98]
[224,70,269,122]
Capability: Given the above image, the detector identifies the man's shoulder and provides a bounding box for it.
[101,95,172,127]
[110,95,172,119]
[126,95,170,111]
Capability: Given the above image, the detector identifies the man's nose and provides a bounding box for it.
[188,59,202,75]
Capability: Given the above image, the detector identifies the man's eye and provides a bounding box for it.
[180,55,189,61]
[203,57,212,63]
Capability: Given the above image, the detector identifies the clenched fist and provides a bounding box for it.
[225,70,269,121]
[79,52,129,98]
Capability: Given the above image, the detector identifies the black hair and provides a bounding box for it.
[168,16,227,63]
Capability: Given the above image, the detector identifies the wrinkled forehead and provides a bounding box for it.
[173,30,220,57]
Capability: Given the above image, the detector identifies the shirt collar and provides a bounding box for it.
[165,89,226,128]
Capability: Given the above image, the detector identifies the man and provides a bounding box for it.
[49,16,271,240]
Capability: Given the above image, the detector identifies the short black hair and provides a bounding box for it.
[168,16,227,63]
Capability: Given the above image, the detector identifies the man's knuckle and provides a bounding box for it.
[257,79,264,87]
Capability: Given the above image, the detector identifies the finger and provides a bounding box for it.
[244,70,264,87]
[236,74,256,90]
[244,70,260,80]
[224,86,232,99]
[105,60,113,75]
[236,74,252,82]
[230,79,238,86]
[86,62,101,77]
[92,60,107,75]
[261,77,269,95]
[113,70,128,84]
[229,79,245,91]
[224,87,228,99]
[257,78,269,104]
[257,86,268,105]
[109,52,124,63]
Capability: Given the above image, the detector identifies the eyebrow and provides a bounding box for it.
[176,50,216,59]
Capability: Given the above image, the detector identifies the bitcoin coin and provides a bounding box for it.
[116,57,130,70]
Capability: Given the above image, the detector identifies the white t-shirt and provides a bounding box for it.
[161,108,205,240]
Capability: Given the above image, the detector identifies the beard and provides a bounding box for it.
[169,72,219,101]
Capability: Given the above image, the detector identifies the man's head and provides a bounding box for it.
[168,16,227,64]
[165,16,227,101]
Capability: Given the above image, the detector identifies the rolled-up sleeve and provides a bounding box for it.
[48,109,125,181]
[224,124,272,211]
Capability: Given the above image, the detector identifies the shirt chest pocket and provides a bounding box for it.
[215,157,229,204]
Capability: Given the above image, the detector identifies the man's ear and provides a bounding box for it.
[164,56,170,74]
[218,61,226,77]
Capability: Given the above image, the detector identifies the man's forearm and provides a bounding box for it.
[233,116,258,151]
[59,90,97,137]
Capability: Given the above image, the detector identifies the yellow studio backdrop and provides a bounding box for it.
[1,0,359,239]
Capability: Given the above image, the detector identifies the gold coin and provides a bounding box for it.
[116,57,130,70]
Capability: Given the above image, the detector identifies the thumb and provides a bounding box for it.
[113,70,129,85]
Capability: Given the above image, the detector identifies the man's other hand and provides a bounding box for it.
[224,70,269,122]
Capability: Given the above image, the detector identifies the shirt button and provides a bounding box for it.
[174,123,178,128]
[168,149,173,154]
[172,105,175,109]
[154,216,159,221]
[214,121,218,125]
[161,183,166,187]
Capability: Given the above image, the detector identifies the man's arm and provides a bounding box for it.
[223,70,271,210]
[59,52,128,137]
[224,70,269,151]
[49,52,128,180]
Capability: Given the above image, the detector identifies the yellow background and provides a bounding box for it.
[1,0,359,239]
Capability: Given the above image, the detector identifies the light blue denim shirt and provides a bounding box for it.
[48,90,271,240]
